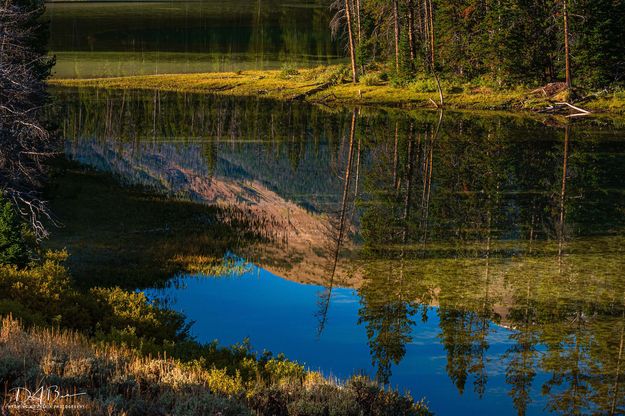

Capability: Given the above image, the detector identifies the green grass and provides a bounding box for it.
[49,65,625,114]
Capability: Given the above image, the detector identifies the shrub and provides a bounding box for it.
[613,87,625,100]
[0,249,191,344]
[264,357,305,384]
[328,65,351,85]
[171,393,251,416]
[0,250,73,323]
[204,367,245,396]
[0,194,30,267]
[246,374,432,416]
[0,299,45,326]
[90,286,189,342]
[248,386,289,416]
[361,72,383,86]
[390,73,414,88]
[409,77,438,93]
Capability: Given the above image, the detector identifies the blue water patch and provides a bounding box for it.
[145,264,551,415]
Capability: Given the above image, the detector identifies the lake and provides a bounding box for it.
[49,88,625,415]
[45,0,342,78]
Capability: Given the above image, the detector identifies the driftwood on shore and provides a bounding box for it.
[538,101,592,118]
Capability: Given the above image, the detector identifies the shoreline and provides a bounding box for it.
[49,66,625,116]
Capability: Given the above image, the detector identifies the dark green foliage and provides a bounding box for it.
[570,0,625,87]
[354,0,623,88]
[0,195,30,267]
[427,0,561,83]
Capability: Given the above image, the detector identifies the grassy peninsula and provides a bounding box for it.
[50,66,625,115]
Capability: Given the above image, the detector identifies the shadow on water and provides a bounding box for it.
[49,87,625,415]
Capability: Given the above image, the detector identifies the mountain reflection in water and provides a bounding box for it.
[54,88,625,415]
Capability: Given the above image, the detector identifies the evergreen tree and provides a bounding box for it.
[0,195,30,267]
[335,0,623,88]
[571,0,625,87]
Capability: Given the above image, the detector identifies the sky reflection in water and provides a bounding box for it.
[146,262,550,416]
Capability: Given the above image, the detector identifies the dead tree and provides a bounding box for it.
[393,0,400,72]
[0,0,57,238]
[331,0,359,83]
[562,0,572,88]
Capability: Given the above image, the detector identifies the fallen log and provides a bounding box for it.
[555,101,591,115]
[538,101,592,117]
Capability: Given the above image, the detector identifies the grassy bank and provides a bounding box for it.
[0,316,431,416]
[50,65,625,114]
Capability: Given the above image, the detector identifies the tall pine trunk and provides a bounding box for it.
[562,0,572,88]
[428,0,435,68]
[345,0,358,82]
[393,0,400,73]
[407,0,417,66]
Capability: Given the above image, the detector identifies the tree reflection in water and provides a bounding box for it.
[54,88,625,415]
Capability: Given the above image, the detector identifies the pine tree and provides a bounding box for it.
[571,0,625,87]
[0,195,30,267]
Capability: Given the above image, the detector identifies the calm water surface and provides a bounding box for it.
[53,88,625,415]
[45,0,341,78]
[146,266,532,416]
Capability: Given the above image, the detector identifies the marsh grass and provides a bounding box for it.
[0,315,251,415]
[0,316,432,416]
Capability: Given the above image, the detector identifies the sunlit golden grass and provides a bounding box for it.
[0,316,432,416]
[49,65,625,114]
[0,315,251,415]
